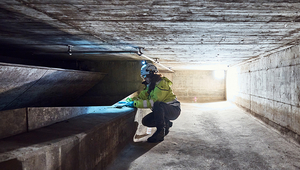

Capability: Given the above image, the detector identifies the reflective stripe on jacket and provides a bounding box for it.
[133,77,179,108]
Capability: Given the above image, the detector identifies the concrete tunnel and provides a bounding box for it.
[1,1,300,169]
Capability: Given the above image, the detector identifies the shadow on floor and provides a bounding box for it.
[105,141,159,170]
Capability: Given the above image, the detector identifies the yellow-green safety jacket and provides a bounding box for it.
[129,77,180,109]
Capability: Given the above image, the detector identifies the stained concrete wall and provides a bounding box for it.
[172,70,226,102]
[0,62,105,111]
[227,45,300,143]
[76,60,144,106]
[0,108,27,139]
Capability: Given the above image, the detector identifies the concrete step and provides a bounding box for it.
[0,106,137,170]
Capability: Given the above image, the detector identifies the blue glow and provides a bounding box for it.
[142,60,147,65]
[86,105,134,114]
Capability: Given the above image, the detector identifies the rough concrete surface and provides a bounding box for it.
[0,63,105,111]
[2,1,300,70]
[106,102,300,170]
[0,108,27,139]
[0,106,137,170]
[227,44,300,143]
[172,70,226,103]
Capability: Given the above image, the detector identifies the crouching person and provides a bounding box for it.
[125,63,181,143]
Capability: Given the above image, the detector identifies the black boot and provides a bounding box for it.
[147,127,165,143]
[165,120,173,136]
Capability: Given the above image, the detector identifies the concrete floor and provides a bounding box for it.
[106,102,300,170]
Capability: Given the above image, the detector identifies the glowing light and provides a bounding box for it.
[142,60,147,65]
[214,70,224,79]
[226,67,239,102]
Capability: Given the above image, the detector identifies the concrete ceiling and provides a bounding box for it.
[1,0,300,71]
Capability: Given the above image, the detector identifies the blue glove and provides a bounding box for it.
[126,101,134,107]
[118,101,127,104]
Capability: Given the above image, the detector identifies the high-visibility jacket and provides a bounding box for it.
[131,77,180,108]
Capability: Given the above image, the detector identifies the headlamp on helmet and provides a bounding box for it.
[140,63,158,79]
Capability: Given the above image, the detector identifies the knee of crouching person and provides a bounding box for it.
[153,101,163,108]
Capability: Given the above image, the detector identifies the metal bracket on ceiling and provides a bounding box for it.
[67,45,73,55]
[137,47,144,56]
[137,51,174,73]
[153,58,159,63]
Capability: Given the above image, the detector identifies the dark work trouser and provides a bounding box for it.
[142,101,181,129]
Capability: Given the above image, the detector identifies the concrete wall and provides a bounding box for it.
[227,45,300,143]
[0,108,27,139]
[76,60,144,106]
[0,62,105,111]
[172,70,226,102]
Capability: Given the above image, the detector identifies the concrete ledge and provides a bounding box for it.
[27,106,96,131]
[0,108,27,139]
[1,106,134,139]
[0,106,137,170]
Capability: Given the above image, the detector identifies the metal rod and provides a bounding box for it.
[140,54,174,73]
[63,51,138,54]
[34,51,138,55]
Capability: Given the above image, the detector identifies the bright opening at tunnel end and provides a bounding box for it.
[214,70,224,79]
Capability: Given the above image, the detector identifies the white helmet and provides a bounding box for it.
[141,63,158,78]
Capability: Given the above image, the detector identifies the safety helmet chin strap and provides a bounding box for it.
[147,71,156,78]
